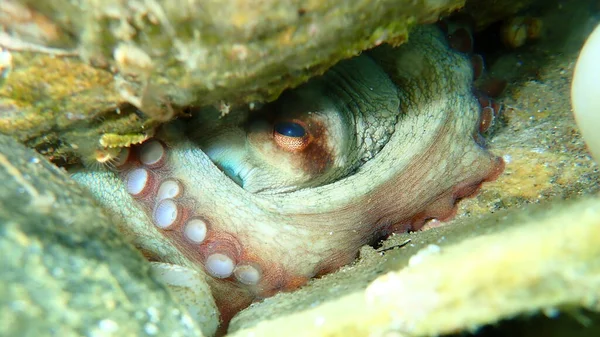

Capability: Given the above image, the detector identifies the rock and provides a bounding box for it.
[0,134,216,337]
[0,0,537,163]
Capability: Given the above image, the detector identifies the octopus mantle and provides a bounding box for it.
[72,26,503,327]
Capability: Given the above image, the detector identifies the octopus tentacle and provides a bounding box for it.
[72,25,504,327]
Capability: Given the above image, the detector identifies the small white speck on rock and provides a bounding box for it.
[408,244,441,267]
[144,323,158,335]
[177,311,196,332]
[146,306,160,323]
[98,319,118,333]
[50,267,64,277]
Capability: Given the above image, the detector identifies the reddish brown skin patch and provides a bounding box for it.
[389,157,505,235]
[447,27,474,53]
[270,113,334,175]
[480,78,508,98]
[480,106,495,133]
[250,105,334,177]
[297,118,333,175]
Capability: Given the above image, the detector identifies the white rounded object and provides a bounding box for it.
[234,264,261,285]
[157,179,181,201]
[572,24,600,163]
[205,253,235,278]
[153,199,178,228]
[184,219,208,243]
[126,168,148,195]
[139,140,165,166]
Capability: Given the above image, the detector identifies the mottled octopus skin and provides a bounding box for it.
[72,26,504,326]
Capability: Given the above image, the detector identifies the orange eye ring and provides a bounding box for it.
[273,120,311,152]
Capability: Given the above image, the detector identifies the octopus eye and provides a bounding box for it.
[274,121,305,137]
[273,121,309,152]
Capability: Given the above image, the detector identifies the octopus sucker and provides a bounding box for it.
[71,25,504,331]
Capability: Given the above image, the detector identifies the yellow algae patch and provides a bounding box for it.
[1,52,116,104]
[99,132,153,149]
[0,51,123,142]
[487,148,558,198]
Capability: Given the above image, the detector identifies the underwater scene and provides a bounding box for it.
[1,0,599,336]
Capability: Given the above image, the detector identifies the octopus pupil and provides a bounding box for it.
[274,122,306,138]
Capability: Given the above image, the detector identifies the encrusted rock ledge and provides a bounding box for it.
[1,0,534,163]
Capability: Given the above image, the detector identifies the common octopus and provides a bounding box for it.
[72,25,504,331]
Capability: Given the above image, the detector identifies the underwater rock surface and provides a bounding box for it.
[1,0,599,336]
[10,0,536,108]
[0,134,213,337]
[1,0,536,164]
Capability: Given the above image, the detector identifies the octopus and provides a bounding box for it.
[71,25,504,332]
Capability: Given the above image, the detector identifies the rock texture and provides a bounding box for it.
[0,134,214,337]
[1,0,536,163]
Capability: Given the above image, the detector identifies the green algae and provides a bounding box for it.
[1,0,537,164]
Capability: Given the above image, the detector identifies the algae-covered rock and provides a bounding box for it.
[16,0,468,107]
[0,50,140,166]
[0,0,537,164]
[0,134,215,337]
